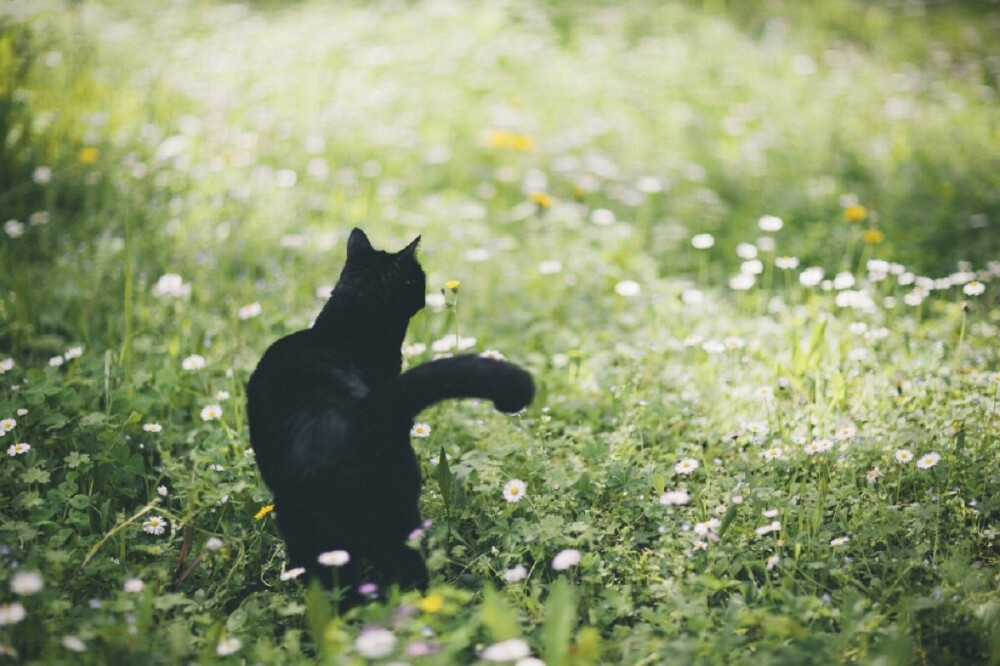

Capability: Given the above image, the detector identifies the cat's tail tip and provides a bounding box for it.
[492,363,535,414]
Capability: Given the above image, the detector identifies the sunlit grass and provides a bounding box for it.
[1,0,999,663]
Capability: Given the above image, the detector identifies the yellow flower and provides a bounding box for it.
[844,205,867,223]
[78,147,99,164]
[486,130,535,151]
[444,280,461,292]
[528,192,553,210]
[862,229,885,245]
[254,504,274,520]
[419,593,445,613]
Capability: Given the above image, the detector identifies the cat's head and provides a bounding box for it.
[337,228,426,317]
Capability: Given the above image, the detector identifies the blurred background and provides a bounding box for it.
[1,0,999,352]
[1,5,999,662]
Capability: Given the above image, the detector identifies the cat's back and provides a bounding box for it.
[247,328,368,417]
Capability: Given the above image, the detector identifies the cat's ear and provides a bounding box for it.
[400,235,420,258]
[347,228,374,258]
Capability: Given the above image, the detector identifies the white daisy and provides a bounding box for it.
[200,404,223,421]
[963,280,985,296]
[775,256,799,270]
[142,516,168,535]
[674,458,699,475]
[182,354,206,371]
[756,386,775,399]
[216,637,243,656]
[659,489,691,506]
[6,443,30,457]
[551,548,581,571]
[10,571,44,596]
[755,520,781,536]
[3,220,24,238]
[615,280,641,297]
[354,627,397,659]
[123,578,145,593]
[410,422,431,438]
[481,638,531,662]
[317,549,350,567]
[835,425,857,440]
[691,233,715,249]
[152,273,190,298]
[916,452,941,469]
[61,635,86,652]
[0,603,26,627]
[758,215,783,232]
[280,567,306,581]
[502,479,527,503]
[538,260,563,274]
[693,518,720,536]
[237,302,262,320]
[503,564,527,583]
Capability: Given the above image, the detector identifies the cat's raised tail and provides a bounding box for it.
[364,354,534,422]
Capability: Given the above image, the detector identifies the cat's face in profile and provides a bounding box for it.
[339,228,426,318]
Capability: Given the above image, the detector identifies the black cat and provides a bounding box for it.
[246,228,534,601]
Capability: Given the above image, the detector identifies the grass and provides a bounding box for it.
[1,0,999,663]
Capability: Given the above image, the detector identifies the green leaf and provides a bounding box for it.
[65,452,91,469]
[542,577,577,666]
[151,592,188,610]
[574,626,602,665]
[68,494,91,509]
[717,503,739,538]
[305,579,331,656]
[22,466,51,484]
[480,584,520,642]
[807,318,827,362]
[41,412,70,431]
[830,372,847,407]
[43,549,71,565]
[79,412,108,427]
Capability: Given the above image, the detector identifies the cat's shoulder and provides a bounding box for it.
[250,329,362,393]
[252,329,317,367]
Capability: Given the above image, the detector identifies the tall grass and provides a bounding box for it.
[1,0,998,663]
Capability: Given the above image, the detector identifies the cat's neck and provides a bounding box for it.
[312,294,407,386]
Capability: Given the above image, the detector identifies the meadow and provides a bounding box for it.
[1,0,999,663]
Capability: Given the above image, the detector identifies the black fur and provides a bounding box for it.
[246,228,534,601]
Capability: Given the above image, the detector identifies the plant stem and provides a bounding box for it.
[952,305,967,374]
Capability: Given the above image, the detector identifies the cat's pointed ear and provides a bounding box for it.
[400,235,420,258]
[347,228,374,258]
